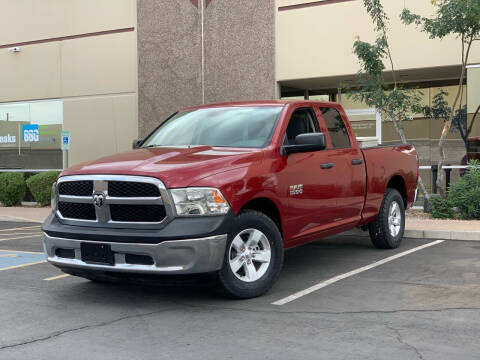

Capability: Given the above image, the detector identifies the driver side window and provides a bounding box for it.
[284,108,319,145]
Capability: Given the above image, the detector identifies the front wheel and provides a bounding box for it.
[217,210,284,298]
[369,188,405,249]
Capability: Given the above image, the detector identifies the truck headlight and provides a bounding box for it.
[170,188,230,216]
[51,182,57,212]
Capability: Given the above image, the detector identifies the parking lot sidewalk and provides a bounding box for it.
[0,206,479,241]
[403,217,480,241]
[0,206,51,223]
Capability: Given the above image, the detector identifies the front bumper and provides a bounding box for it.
[42,232,228,275]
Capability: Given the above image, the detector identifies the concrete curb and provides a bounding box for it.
[342,229,480,241]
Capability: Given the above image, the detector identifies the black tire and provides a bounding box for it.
[368,188,405,249]
[217,210,284,299]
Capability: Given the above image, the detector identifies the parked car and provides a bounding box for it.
[467,136,480,162]
[42,101,419,298]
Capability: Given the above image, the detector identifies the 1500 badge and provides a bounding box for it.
[289,184,303,196]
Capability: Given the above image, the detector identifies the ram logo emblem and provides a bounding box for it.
[289,184,303,196]
[93,193,106,208]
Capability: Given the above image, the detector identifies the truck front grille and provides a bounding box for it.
[108,181,160,197]
[58,202,96,220]
[55,176,171,228]
[58,181,93,196]
[110,204,166,222]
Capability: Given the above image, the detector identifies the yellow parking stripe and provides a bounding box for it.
[0,225,41,232]
[0,232,42,236]
[0,235,41,242]
[0,260,46,271]
[44,274,70,281]
[0,254,17,258]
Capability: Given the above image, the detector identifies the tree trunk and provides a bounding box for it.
[390,112,429,200]
[436,38,473,197]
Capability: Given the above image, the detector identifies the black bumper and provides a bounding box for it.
[42,211,235,244]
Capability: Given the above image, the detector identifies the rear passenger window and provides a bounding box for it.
[320,107,351,149]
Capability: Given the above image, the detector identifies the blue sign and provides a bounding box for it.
[61,130,71,150]
[22,124,39,142]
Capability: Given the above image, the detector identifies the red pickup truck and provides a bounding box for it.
[43,101,418,298]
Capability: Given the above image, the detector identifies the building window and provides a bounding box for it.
[0,99,63,169]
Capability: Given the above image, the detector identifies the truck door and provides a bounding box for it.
[316,105,366,225]
[281,107,339,245]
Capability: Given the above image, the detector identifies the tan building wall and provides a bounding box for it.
[0,0,138,167]
[276,0,480,84]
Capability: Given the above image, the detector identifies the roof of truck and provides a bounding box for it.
[181,100,339,112]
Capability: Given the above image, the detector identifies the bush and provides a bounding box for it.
[447,160,480,219]
[430,160,480,219]
[429,196,454,219]
[0,173,26,207]
[26,171,60,206]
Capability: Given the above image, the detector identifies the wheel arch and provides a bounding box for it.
[239,197,283,235]
[386,175,407,208]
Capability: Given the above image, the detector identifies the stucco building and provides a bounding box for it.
[1,0,479,189]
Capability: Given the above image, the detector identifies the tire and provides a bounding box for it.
[217,210,284,299]
[368,188,405,249]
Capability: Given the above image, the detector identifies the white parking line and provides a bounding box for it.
[44,274,70,281]
[272,240,445,306]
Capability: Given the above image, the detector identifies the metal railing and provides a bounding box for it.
[419,165,469,194]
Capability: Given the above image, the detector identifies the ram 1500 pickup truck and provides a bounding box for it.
[43,101,419,298]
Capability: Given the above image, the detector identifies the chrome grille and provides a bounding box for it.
[58,202,96,220]
[58,181,93,196]
[110,204,166,222]
[55,175,173,228]
[108,181,160,197]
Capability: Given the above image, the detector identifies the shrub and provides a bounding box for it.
[0,173,26,207]
[26,171,60,206]
[429,160,480,220]
[429,196,454,219]
[447,160,480,219]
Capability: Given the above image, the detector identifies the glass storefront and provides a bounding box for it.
[0,100,63,169]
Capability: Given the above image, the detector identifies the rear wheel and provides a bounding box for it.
[369,188,405,249]
[217,210,284,298]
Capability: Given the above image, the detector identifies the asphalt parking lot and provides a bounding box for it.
[0,221,479,360]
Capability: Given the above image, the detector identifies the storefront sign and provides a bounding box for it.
[22,124,39,142]
[0,134,16,144]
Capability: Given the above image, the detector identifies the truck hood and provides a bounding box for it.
[61,146,263,188]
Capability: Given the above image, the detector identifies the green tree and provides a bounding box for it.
[401,0,480,197]
[424,91,468,145]
[348,0,430,198]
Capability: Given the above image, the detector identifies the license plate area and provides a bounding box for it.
[81,243,114,265]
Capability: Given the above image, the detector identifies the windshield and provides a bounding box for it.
[141,106,283,148]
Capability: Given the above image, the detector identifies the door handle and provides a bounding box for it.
[352,159,363,165]
[320,163,334,169]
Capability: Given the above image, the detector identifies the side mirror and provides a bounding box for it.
[132,138,143,149]
[281,133,326,155]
